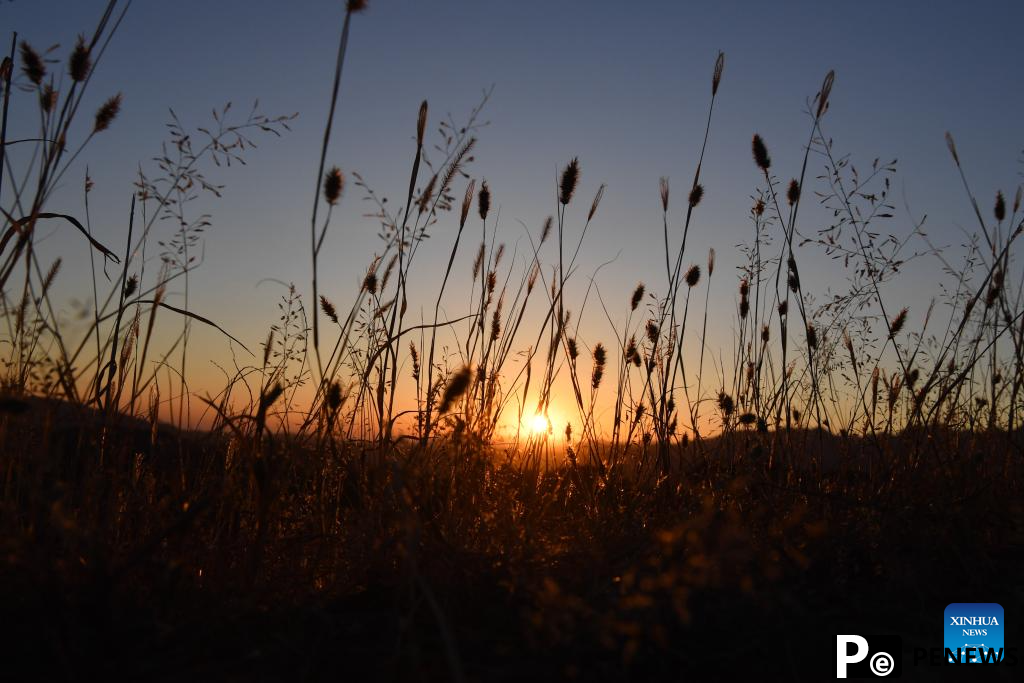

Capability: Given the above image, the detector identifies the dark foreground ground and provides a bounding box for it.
[1,399,1022,681]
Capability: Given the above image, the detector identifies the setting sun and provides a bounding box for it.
[528,413,552,436]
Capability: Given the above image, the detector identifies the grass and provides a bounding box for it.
[1,2,1023,680]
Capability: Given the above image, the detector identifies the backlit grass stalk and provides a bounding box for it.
[309,3,364,379]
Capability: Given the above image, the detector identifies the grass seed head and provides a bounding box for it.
[945,131,959,166]
[472,243,485,280]
[527,262,540,292]
[986,269,1003,309]
[631,282,645,311]
[326,381,344,411]
[712,51,725,96]
[888,307,908,338]
[93,93,122,133]
[439,366,472,413]
[685,264,701,288]
[363,267,379,296]
[717,391,734,416]
[786,179,800,205]
[69,35,91,82]
[323,167,344,206]
[123,273,138,299]
[39,259,61,297]
[416,100,428,147]
[591,343,607,390]
[40,85,57,114]
[478,180,491,221]
[625,336,638,363]
[816,70,834,118]
[491,307,501,341]
[260,383,285,412]
[806,323,818,350]
[787,256,799,292]
[320,296,339,324]
[752,134,771,171]
[417,173,438,214]
[588,183,606,222]
[688,184,704,208]
[19,41,45,86]
[559,157,580,205]
[540,216,553,243]
[263,329,274,367]
[646,320,659,344]
[409,342,421,381]
[460,179,476,229]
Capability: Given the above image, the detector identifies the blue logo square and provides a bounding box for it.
[944,603,1004,663]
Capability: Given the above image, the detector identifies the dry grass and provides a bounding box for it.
[1,2,1022,680]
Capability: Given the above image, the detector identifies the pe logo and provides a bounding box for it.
[837,635,901,678]
[945,603,1004,663]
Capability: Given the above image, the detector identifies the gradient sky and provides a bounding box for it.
[3,0,1022,431]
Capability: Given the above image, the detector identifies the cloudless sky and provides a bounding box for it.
[3,0,1022,429]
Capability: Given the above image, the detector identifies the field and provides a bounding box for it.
[1,2,1022,681]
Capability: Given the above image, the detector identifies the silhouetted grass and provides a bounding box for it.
[1,2,1022,680]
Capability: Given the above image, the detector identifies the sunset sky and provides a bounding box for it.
[4,0,1022,432]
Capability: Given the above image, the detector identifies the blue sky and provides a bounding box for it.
[3,0,1022,425]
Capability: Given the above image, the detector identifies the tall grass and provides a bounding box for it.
[0,2,1021,679]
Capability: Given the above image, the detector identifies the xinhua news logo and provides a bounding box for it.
[944,603,1004,663]
[837,635,901,678]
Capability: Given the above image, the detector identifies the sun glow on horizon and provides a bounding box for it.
[528,413,554,436]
